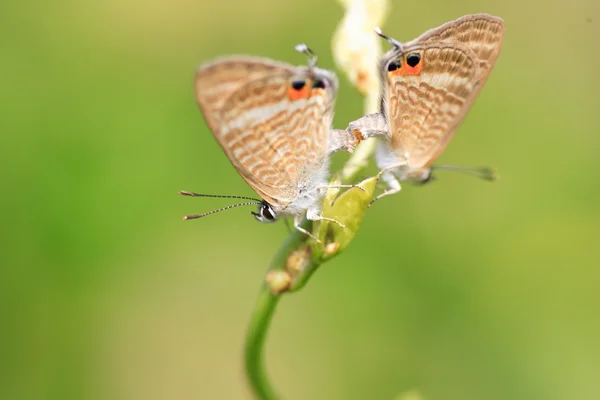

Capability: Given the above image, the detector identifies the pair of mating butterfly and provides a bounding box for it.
[182,14,505,240]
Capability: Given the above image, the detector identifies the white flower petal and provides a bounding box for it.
[332,0,390,94]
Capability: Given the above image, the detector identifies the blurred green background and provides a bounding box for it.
[2,0,599,399]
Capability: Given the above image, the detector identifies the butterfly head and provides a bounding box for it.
[251,201,278,223]
[409,168,436,185]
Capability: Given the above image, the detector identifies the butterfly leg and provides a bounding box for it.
[294,214,321,242]
[306,208,346,229]
[316,184,366,192]
[347,113,390,140]
[369,175,401,206]
[369,162,407,206]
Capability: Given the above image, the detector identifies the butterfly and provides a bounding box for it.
[182,45,360,240]
[347,14,505,202]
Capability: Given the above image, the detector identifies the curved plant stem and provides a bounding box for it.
[244,228,306,399]
[244,288,281,400]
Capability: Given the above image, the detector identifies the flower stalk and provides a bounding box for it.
[244,1,390,398]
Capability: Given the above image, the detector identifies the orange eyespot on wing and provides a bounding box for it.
[388,52,423,76]
[309,79,328,97]
[288,79,310,101]
[389,65,422,76]
[404,52,423,75]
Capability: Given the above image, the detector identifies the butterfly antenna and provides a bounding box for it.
[182,201,262,220]
[179,191,261,202]
[295,43,318,69]
[431,165,498,181]
[373,26,403,49]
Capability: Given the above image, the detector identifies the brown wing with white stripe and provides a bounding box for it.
[384,14,504,168]
[195,57,295,138]
[195,57,334,208]
[384,43,478,168]
[408,14,504,90]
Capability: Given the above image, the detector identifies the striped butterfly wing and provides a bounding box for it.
[196,58,331,207]
[385,14,504,169]
[410,14,505,90]
[196,57,295,140]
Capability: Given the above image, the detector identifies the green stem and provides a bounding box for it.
[244,288,281,400]
[243,178,364,399]
[244,227,308,399]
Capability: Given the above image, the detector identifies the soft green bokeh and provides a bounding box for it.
[1,0,599,399]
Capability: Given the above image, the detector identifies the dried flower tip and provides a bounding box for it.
[324,242,340,255]
[265,271,292,294]
[286,245,311,273]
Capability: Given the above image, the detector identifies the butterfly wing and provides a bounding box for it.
[195,58,333,208]
[384,14,504,169]
[195,57,295,138]
[408,14,504,89]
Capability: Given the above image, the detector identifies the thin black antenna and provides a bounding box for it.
[373,26,403,49]
[295,43,317,69]
[431,165,498,181]
[179,191,261,202]
[182,201,261,220]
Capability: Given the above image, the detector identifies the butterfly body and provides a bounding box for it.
[191,48,359,238]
